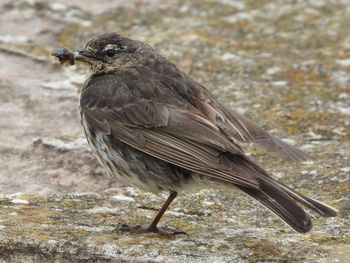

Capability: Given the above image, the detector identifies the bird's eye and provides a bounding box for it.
[105,49,117,57]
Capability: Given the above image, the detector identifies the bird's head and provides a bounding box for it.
[73,33,152,74]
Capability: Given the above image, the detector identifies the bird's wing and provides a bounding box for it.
[207,101,312,162]
[80,77,260,189]
[150,70,310,162]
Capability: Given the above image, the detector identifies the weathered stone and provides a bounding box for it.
[0,186,349,262]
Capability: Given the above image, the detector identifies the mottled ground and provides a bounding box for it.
[0,0,349,262]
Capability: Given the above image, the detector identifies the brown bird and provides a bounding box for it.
[53,33,337,236]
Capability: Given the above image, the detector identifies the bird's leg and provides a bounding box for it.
[120,191,187,237]
[147,191,177,231]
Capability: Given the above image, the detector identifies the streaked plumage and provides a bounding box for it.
[57,33,337,235]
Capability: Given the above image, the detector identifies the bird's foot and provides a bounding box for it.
[119,224,188,237]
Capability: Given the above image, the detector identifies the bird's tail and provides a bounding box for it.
[233,157,337,233]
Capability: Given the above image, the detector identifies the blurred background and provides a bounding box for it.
[0,0,349,261]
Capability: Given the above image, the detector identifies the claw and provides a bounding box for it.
[173,230,189,236]
[118,224,188,237]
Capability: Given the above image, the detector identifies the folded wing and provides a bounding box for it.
[212,102,312,162]
[81,81,261,189]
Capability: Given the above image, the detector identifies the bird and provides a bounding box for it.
[53,32,337,236]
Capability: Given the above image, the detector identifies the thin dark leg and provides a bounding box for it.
[120,191,187,236]
[148,191,177,230]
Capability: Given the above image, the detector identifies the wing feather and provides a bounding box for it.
[82,105,259,189]
[215,104,312,162]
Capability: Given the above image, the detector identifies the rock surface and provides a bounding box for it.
[0,0,349,262]
[0,188,349,263]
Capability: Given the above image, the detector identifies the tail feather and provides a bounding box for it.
[237,178,313,233]
[273,182,338,217]
[247,158,338,217]
[232,155,337,233]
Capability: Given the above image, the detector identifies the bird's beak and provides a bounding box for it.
[73,48,99,63]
